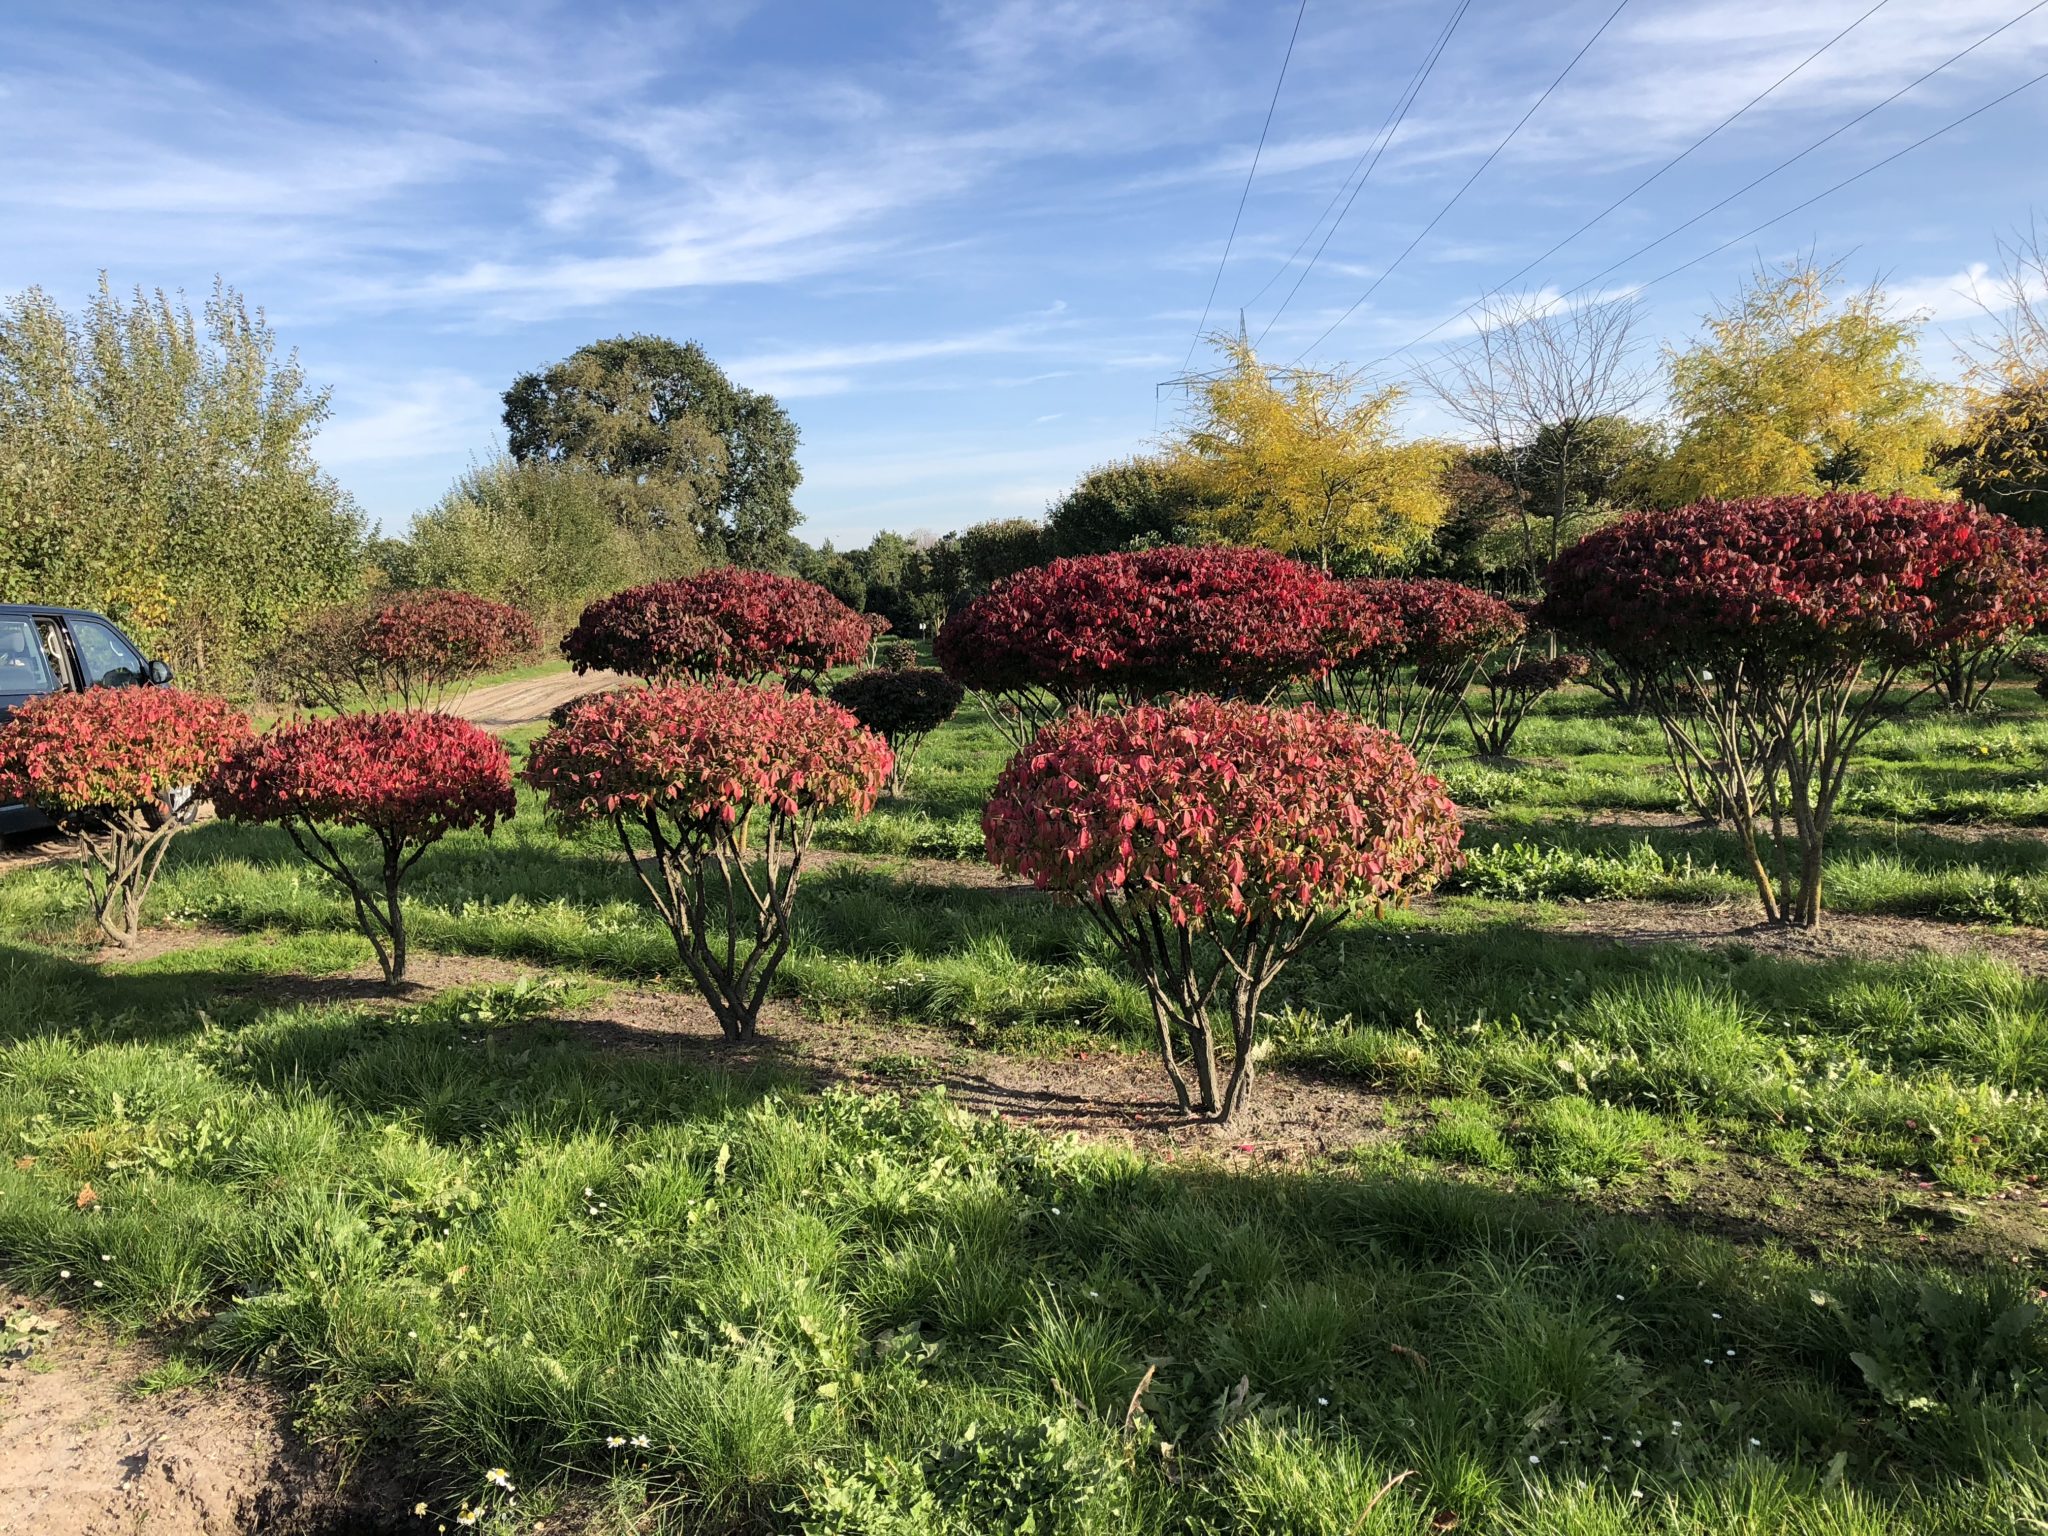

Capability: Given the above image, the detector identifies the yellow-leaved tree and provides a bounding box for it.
[1174,335,1447,570]
[1659,258,1952,504]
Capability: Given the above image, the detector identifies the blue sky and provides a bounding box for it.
[5,1,2046,545]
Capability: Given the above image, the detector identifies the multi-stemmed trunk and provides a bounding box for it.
[69,803,192,948]
[281,820,425,983]
[614,805,812,1042]
[1318,662,1478,766]
[1084,901,1325,1124]
[1636,656,1906,930]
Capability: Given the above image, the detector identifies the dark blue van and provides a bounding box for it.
[0,605,173,835]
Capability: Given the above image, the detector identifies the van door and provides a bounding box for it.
[0,614,61,702]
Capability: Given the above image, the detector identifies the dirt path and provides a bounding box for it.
[0,1294,400,1535]
[447,667,623,730]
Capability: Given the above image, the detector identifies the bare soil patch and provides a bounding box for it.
[1535,897,2048,976]
[0,1294,405,1536]
[546,984,1399,1163]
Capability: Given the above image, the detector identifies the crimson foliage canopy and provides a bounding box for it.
[210,711,515,981]
[0,687,250,945]
[985,696,1461,1120]
[525,682,890,1040]
[935,547,1350,745]
[561,570,868,686]
[1540,494,2043,927]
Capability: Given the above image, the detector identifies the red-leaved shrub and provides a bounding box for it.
[0,688,249,945]
[935,547,1349,747]
[985,697,1462,1121]
[1919,523,2048,711]
[1321,579,1525,759]
[829,667,965,795]
[1463,650,1589,757]
[361,590,543,709]
[524,683,891,1039]
[259,598,380,713]
[561,571,869,688]
[263,591,540,712]
[1541,493,2040,927]
[208,712,515,981]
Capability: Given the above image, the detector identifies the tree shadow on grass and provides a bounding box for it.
[2,938,2045,1527]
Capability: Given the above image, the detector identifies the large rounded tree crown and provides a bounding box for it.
[502,335,802,566]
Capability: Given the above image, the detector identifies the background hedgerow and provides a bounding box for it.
[208,710,515,982]
[935,547,1348,747]
[985,697,1462,1121]
[0,686,248,944]
[560,570,869,687]
[524,681,891,1040]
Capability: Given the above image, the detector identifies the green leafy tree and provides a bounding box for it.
[0,277,364,692]
[503,335,801,566]
[957,518,1048,584]
[405,455,698,625]
[1045,456,1211,555]
[1659,259,1951,504]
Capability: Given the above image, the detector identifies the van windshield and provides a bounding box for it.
[0,618,55,693]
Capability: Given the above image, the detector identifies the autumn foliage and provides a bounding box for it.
[560,570,869,687]
[0,687,249,945]
[525,683,891,1039]
[361,589,542,709]
[829,665,964,795]
[935,547,1347,745]
[985,697,1462,1121]
[209,711,515,981]
[264,590,540,711]
[1541,493,2043,926]
[1321,579,1526,759]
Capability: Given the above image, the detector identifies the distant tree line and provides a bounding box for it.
[6,236,2044,697]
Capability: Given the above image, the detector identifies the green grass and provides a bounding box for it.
[0,943,2040,1533]
[2,677,2046,1530]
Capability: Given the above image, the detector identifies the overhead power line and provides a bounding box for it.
[1289,0,1635,365]
[1181,0,1312,372]
[1247,0,1472,343]
[1380,0,1892,363]
[1633,64,2048,293]
[1376,0,2048,372]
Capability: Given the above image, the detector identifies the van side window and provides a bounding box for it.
[69,618,145,688]
[32,619,74,690]
[0,617,55,693]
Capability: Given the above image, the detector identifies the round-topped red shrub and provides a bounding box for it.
[1540,493,2043,926]
[935,547,1350,746]
[560,571,869,687]
[1321,579,1525,758]
[829,666,964,795]
[0,687,249,945]
[525,683,891,1040]
[208,711,515,982]
[361,590,542,709]
[1918,522,2048,711]
[985,696,1462,1121]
